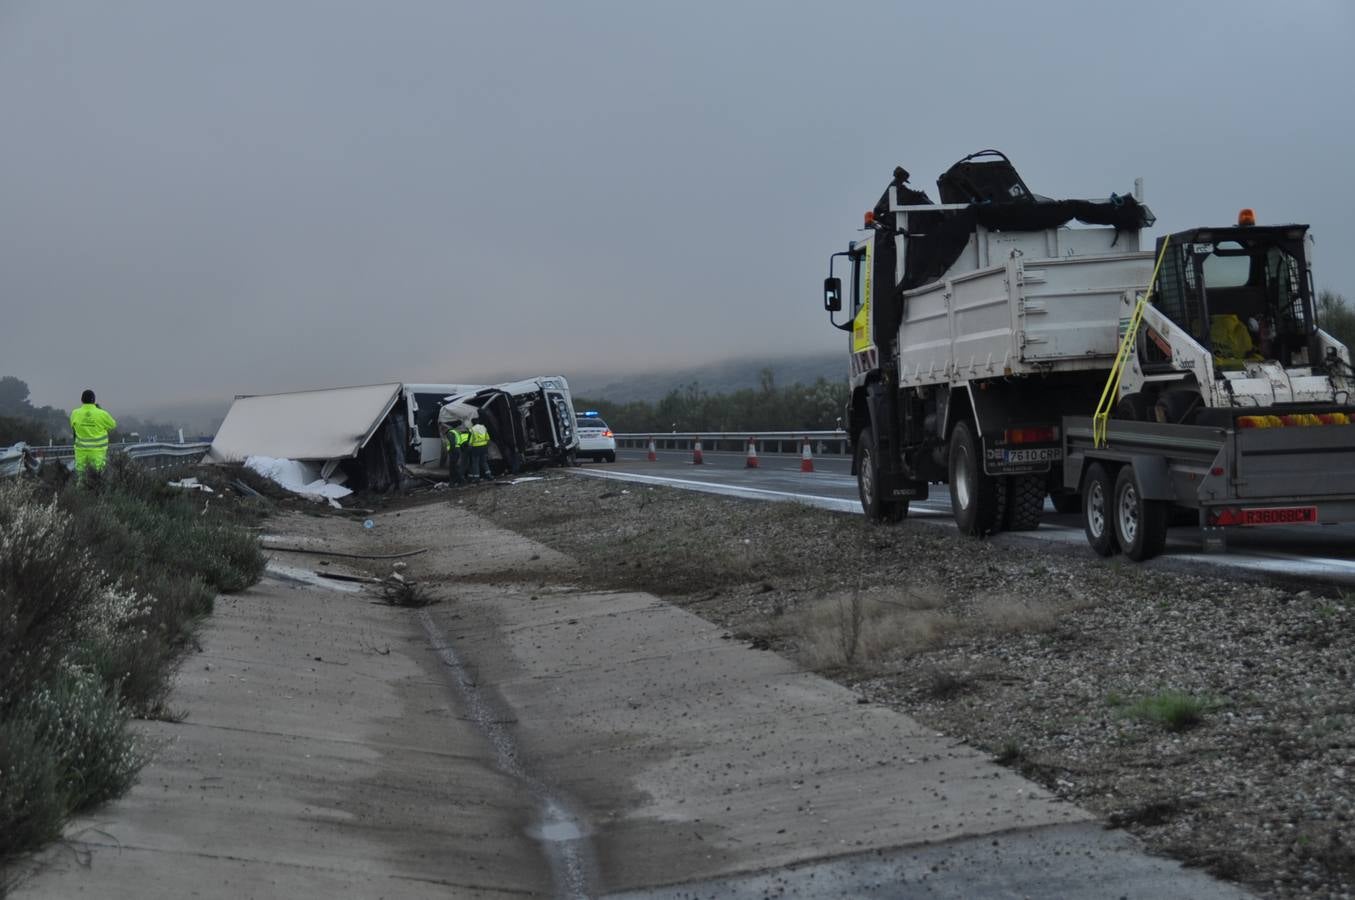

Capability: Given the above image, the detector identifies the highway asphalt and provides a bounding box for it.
[579,447,1355,590]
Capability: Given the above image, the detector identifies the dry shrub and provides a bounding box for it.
[791,584,961,671]
[975,595,1061,634]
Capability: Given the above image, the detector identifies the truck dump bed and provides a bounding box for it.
[895,251,1152,387]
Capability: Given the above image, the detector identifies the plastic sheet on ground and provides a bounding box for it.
[246,456,352,503]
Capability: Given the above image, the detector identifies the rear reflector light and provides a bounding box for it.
[1209,507,1242,526]
[1005,426,1058,444]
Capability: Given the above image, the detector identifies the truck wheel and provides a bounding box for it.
[1114,393,1152,421]
[1081,462,1118,556]
[949,421,1004,536]
[856,427,907,522]
[1003,473,1044,531]
[1112,465,1168,561]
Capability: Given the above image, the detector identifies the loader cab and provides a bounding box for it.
[1145,222,1317,371]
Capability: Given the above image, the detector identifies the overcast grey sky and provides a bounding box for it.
[3,0,1353,415]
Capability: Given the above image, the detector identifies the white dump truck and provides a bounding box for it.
[824,150,1355,559]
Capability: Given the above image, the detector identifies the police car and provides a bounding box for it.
[575,411,616,463]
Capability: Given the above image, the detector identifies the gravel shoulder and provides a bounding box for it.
[423,470,1355,899]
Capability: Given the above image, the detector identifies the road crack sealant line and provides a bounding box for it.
[417,609,596,900]
[575,469,870,515]
[577,468,956,518]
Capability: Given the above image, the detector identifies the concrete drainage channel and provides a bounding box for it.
[417,609,597,899]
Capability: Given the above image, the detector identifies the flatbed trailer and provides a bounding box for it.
[1063,414,1355,559]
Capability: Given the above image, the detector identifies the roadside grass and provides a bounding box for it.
[0,457,265,863]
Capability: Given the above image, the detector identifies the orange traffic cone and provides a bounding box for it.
[800,436,814,473]
[745,437,759,468]
[693,437,704,465]
[646,436,657,461]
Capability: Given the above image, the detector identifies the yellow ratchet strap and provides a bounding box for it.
[1092,237,1173,448]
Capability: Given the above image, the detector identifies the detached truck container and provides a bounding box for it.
[824,150,1355,559]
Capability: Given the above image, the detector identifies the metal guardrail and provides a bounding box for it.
[0,441,211,478]
[613,431,851,456]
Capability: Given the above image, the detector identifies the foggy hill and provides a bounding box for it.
[119,354,847,436]
[567,353,846,404]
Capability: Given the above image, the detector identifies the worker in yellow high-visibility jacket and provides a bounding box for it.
[70,389,117,476]
[467,418,492,481]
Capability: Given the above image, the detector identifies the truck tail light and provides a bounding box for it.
[1209,507,1243,526]
[1004,426,1058,444]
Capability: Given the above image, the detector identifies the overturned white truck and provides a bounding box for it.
[435,376,579,475]
[825,150,1355,559]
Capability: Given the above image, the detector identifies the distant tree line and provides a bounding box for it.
[0,376,178,447]
[576,368,849,435]
[1318,290,1355,350]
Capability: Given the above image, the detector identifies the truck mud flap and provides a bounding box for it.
[879,472,929,501]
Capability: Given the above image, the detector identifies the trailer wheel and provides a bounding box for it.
[1003,474,1045,531]
[1081,463,1118,556]
[949,421,1004,536]
[856,427,907,522]
[1111,465,1167,561]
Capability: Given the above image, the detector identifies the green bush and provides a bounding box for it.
[0,483,97,713]
[20,668,140,811]
[62,456,265,597]
[0,717,65,859]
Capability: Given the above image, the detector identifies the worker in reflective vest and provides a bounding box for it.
[70,389,117,477]
[468,418,492,481]
[442,419,470,485]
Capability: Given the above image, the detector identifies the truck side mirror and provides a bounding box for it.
[824,277,842,312]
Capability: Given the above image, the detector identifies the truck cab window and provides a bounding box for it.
[850,249,867,315]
